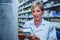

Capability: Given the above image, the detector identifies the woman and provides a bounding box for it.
[18,2,57,40]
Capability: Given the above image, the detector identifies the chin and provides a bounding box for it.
[34,18,42,21]
[34,19,40,21]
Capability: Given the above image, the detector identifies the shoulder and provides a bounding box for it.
[43,19,55,32]
[42,19,54,28]
[42,19,51,25]
[44,20,55,31]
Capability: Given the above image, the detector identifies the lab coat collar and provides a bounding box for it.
[31,18,47,32]
[31,18,47,25]
[41,18,47,25]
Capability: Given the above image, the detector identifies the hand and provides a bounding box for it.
[28,34,40,40]
[18,30,26,40]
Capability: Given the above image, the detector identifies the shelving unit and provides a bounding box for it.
[18,0,60,29]
[18,0,35,27]
[43,0,60,30]
[44,3,60,10]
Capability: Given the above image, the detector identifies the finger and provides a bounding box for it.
[35,37,40,40]
[31,36,36,40]
[28,35,33,39]
[18,33,26,38]
[18,33,26,36]
[29,35,36,40]
[18,33,24,35]
[33,34,40,40]
[18,30,23,33]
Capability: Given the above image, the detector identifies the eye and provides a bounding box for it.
[32,11,35,13]
[37,10,40,12]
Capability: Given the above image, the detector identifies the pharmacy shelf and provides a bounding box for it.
[51,22,60,29]
[18,11,25,14]
[43,17,60,19]
[18,0,29,7]
[20,3,32,10]
[23,3,31,9]
[18,24,24,27]
[43,1,48,5]
[18,20,26,23]
[18,16,33,19]
[18,10,31,15]
[44,3,60,10]
[54,3,60,7]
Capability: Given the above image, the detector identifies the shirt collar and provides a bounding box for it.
[31,18,46,25]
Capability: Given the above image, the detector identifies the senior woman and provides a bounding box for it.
[18,2,57,40]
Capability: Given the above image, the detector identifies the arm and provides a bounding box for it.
[18,30,26,40]
[28,34,40,40]
[18,22,27,40]
[18,22,30,40]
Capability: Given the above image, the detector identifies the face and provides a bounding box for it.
[32,6,44,21]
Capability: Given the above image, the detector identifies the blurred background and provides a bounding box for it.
[0,0,18,40]
[18,0,60,40]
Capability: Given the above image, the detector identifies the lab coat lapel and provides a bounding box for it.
[30,19,47,33]
[36,19,47,32]
[29,19,37,34]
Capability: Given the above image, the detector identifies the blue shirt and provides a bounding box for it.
[23,18,57,40]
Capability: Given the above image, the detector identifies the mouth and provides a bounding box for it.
[34,15,39,18]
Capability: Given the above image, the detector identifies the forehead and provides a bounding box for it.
[31,6,41,10]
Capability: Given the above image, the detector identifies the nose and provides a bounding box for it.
[34,11,37,15]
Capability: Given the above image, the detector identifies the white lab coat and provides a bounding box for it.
[23,18,57,40]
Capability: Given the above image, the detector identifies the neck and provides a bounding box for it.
[34,18,42,28]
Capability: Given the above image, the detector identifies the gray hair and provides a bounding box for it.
[31,2,44,11]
